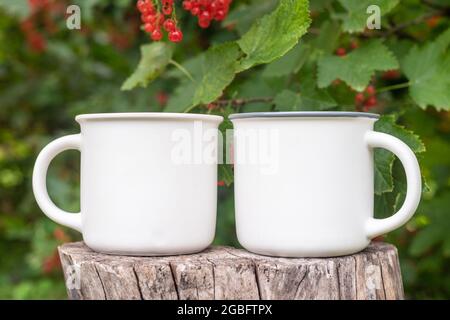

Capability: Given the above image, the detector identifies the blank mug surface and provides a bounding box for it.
[230,112,422,258]
[33,113,223,256]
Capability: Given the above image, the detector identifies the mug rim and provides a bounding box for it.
[75,112,223,123]
[229,111,380,120]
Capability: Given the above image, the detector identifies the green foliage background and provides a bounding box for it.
[0,0,449,299]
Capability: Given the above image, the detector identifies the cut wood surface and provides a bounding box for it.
[58,241,404,300]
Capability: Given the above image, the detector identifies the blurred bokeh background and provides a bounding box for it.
[0,0,449,299]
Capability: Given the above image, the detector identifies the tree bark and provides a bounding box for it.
[58,241,404,300]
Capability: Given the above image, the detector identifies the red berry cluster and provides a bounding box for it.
[53,227,71,242]
[335,40,359,57]
[137,0,183,42]
[156,91,169,106]
[136,0,232,42]
[21,0,61,53]
[183,0,232,28]
[42,250,61,274]
[355,85,377,111]
[382,69,401,80]
[21,19,46,53]
[29,0,49,10]
[426,15,442,29]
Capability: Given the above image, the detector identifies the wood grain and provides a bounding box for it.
[58,242,404,300]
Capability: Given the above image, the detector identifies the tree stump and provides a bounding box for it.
[58,241,404,300]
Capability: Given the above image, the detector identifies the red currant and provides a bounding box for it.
[141,13,153,23]
[162,5,173,15]
[151,29,163,41]
[382,70,401,80]
[350,40,359,50]
[183,0,232,27]
[20,18,34,32]
[355,93,365,104]
[426,15,442,29]
[183,1,193,10]
[200,11,211,21]
[136,0,147,12]
[139,0,154,14]
[336,47,346,56]
[156,91,169,106]
[28,31,46,52]
[163,19,176,32]
[207,103,217,110]
[365,85,376,96]
[191,6,200,15]
[365,96,377,108]
[169,29,183,43]
[199,18,211,28]
[215,10,226,21]
[332,79,342,86]
[144,22,155,33]
[137,0,233,43]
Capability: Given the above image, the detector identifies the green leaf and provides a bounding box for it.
[263,42,310,78]
[338,0,399,33]
[374,189,399,218]
[443,236,450,257]
[192,42,241,106]
[121,43,173,91]
[374,150,396,195]
[374,158,424,218]
[373,115,425,195]
[0,0,29,19]
[410,225,443,256]
[235,71,280,112]
[166,54,204,80]
[77,0,105,22]
[385,39,414,61]
[298,74,337,110]
[165,81,196,113]
[375,114,426,153]
[274,82,337,112]
[274,90,301,111]
[224,0,278,36]
[374,116,428,217]
[165,0,311,111]
[317,39,399,91]
[219,165,234,187]
[409,191,450,257]
[273,65,337,112]
[402,29,450,110]
[237,0,311,71]
[312,21,341,55]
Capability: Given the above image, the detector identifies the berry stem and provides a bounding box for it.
[153,0,161,11]
[171,0,177,22]
[377,82,411,93]
[169,59,195,82]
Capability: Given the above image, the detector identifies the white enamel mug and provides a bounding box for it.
[33,113,223,255]
[230,112,421,257]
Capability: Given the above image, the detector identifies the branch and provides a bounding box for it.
[383,11,441,37]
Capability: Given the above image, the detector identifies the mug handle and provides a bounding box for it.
[365,131,422,239]
[32,134,82,232]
